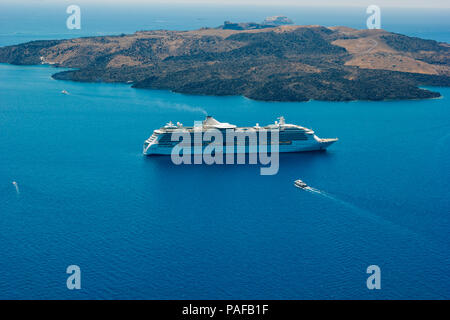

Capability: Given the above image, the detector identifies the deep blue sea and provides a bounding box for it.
[0,4,449,299]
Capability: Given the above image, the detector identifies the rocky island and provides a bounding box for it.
[221,15,293,30]
[1,24,449,102]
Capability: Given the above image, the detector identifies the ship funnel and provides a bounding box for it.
[164,121,176,128]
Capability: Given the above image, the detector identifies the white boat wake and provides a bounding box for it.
[304,186,336,200]
[12,181,20,195]
[298,182,426,240]
[303,186,377,215]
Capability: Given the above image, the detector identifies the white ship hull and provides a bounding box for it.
[143,138,337,155]
[143,116,338,156]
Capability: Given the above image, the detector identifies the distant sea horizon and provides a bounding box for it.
[0,4,449,47]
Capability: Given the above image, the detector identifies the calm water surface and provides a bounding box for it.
[0,63,449,299]
[0,4,449,299]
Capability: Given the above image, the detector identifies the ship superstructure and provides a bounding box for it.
[143,116,337,155]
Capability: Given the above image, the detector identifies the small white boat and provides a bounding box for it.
[294,179,308,189]
[61,90,69,95]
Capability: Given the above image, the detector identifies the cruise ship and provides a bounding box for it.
[143,116,337,155]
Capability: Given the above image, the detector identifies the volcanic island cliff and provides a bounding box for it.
[1,22,449,102]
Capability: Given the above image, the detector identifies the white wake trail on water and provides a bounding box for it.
[12,181,20,195]
[300,183,425,240]
[304,185,380,216]
[304,187,336,201]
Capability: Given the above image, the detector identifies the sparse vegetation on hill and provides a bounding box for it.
[0,25,448,101]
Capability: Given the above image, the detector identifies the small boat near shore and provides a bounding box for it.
[61,90,69,95]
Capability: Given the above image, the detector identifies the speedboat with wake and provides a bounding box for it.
[294,179,308,189]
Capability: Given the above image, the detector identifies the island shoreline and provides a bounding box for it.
[1,25,449,102]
